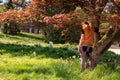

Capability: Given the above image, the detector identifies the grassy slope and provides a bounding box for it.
[0,32,120,80]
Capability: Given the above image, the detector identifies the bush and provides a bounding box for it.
[43,24,81,44]
[1,22,21,35]
[1,22,8,34]
[61,24,81,43]
[100,51,120,70]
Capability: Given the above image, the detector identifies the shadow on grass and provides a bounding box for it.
[0,32,45,41]
[17,33,45,40]
[0,42,79,59]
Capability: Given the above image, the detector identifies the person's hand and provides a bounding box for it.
[109,26,114,30]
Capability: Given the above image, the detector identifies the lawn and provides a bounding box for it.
[0,32,120,80]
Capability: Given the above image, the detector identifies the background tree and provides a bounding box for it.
[0,0,44,34]
[6,0,30,9]
[43,8,87,43]
[25,0,45,22]
[0,10,27,34]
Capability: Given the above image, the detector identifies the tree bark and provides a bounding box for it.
[92,27,119,67]
[7,0,14,9]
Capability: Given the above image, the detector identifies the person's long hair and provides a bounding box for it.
[82,21,92,30]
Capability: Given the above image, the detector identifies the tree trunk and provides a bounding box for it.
[7,0,14,9]
[92,27,119,68]
[87,15,120,68]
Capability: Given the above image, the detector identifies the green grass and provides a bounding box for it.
[0,32,120,80]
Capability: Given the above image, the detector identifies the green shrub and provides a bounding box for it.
[1,22,8,34]
[1,22,21,35]
[100,51,120,70]
[43,24,81,44]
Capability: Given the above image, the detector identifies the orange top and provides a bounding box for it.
[82,26,94,46]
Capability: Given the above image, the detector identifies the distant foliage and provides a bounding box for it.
[0,0,44,35]
[1,22,21,34]
[102,14,120,26]
[43,11,86,43]
[0,10,26,34]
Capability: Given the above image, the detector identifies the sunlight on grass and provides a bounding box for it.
[0,32,120,80]
[0,32,47,46]
[0,55,62,80]
[0,54,119,80]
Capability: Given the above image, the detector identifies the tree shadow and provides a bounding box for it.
[0,42,79,59]
[17,33,45,40]
[0,33,44,41]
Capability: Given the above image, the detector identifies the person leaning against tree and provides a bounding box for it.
[78,21,99,72]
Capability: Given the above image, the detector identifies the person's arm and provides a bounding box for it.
[99,26,113,33]
[79,34,84,46]
[78,33,84,52]
[99,28,110,33]
[78,28,84,46]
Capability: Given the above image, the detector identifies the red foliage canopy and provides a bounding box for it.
[43,13,81,30]
[0,0,45,23]
[0,10,28,23]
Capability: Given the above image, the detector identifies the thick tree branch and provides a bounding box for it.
[7,0,14,9]
[92,27,119,67]
[78,0,108,15]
